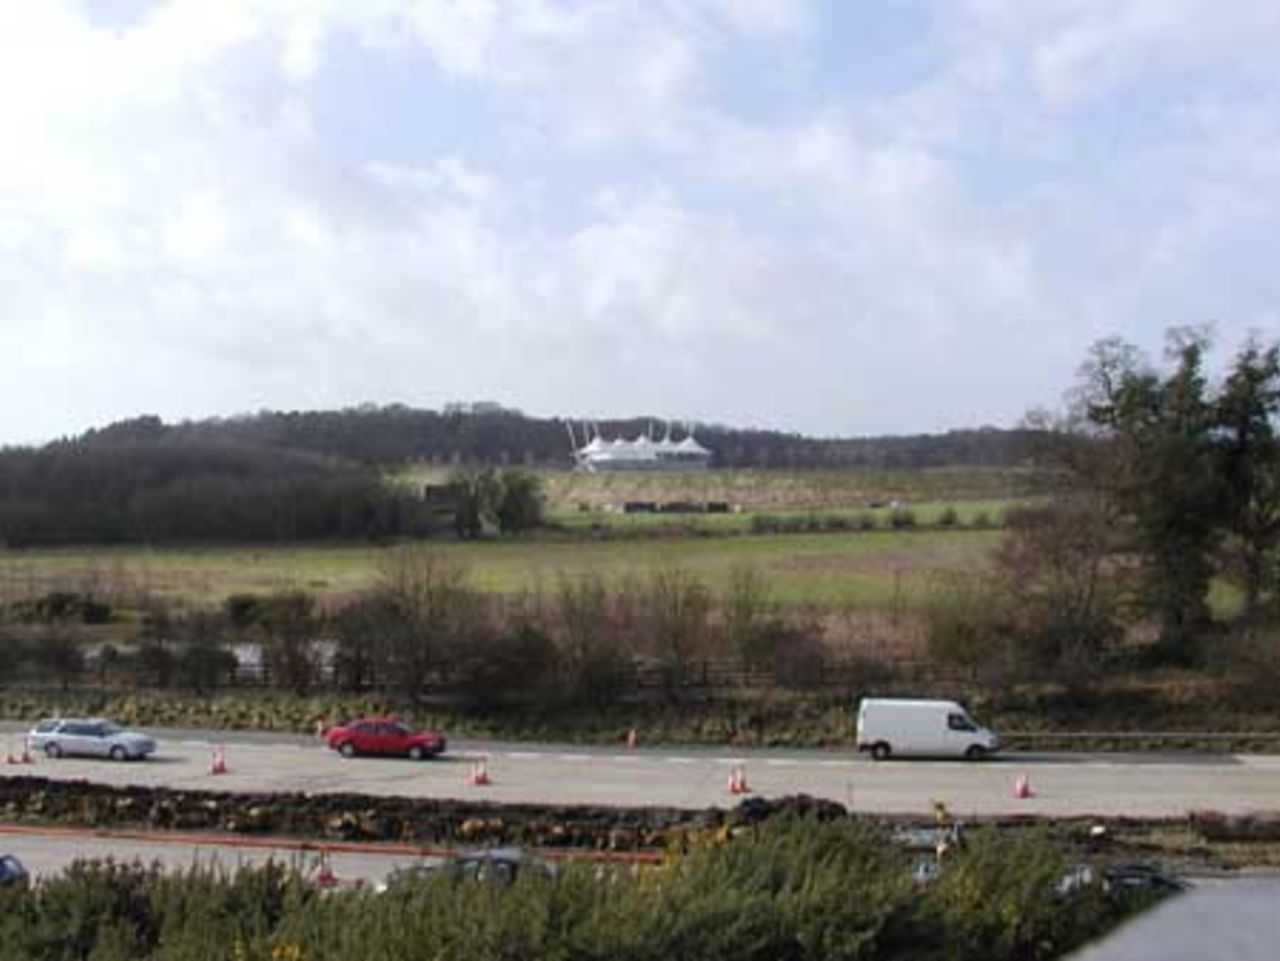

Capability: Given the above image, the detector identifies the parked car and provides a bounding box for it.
[27,718,157,761]
[0,855,28,887]
[377,848,553,893]
[324,717,446,760]
[856,698,1000,760]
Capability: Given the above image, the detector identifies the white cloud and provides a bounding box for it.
[962,0,1280,109]
[0,0,1277,443]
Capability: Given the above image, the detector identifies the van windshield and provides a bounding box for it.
[947,713,977,732]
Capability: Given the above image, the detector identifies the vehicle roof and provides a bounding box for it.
[345,716,404,724]
[858,698,965,710]
[37,716,114,725]
[458,847,535,863]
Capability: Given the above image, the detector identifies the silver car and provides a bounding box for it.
[27,718,156,761]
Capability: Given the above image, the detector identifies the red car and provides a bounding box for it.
[324,717,446,760]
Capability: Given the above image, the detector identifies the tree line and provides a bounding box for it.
[0,557,881,706]
[64,405,1039,469]
[931,328,1280,687]
[0,428,545,546]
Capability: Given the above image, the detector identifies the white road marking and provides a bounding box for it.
[765,759,800,767]
[664,757,695,764]
[506,752,543,759]
[558,754,592,762]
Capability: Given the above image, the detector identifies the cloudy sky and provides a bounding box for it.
[2,0,1278,444]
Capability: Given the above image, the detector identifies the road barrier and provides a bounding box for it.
[1013,773,1034,799]
[467,757,492,786]
[315,848,338,887]
[6,738,34,765]
[209,745,228,775]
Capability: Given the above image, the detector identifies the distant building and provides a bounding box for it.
[568,422,712,472]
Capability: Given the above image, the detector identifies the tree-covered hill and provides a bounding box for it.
[0,407,1041,546]
[93,404,1039,469]
[0,426,435,546]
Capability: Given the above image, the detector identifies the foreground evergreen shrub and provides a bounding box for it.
[0,820,1145,961]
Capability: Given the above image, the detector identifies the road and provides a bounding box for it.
[2,722,1278,817]
[0,823,437,886]
[1071,878,1280,961]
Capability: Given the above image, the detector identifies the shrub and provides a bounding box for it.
[0,821,1142,961]
[135,641,178,688]
[888,508,916,529]
[225,593,269,630]
[936,505,959,528]
[925,576,1012,677]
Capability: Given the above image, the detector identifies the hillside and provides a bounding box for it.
[66,405,1043,470]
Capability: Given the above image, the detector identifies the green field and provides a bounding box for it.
[399,465,1056,512]
[0,528,1002,610]
[549,498,1017,532]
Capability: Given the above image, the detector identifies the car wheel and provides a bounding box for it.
[408,745,425,761]
[109,745,128,761]
[339,742,357,758]
[871,742,892,761]
[44,743,62,759]
[965,745,987,761]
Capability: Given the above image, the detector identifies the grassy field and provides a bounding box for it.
[399,465,1057,512]
[549,498,1017,532]
[0,528,1002,610]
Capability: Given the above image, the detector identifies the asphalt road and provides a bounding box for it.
[0,825,435,886]
[1070,879,1280,961]
[2,722,1278,817]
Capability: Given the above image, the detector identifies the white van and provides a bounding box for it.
[856,698,999,760]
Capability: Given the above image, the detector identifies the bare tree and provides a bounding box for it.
[644,569,712,698]
[375,549,480,703]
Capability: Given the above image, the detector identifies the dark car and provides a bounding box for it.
[378,848,553,893]
[0,855,29,887]
[324,717,446,760]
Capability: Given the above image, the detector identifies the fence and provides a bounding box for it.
[220,655,958,695]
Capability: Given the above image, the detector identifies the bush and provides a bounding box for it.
[454,623,559,709]
[888,508,916,529]
[936,505,959,528]
[135,641,178,687]
[1209,627,1280,707]
[225,593,268,630]
[0,821,1142,961]
[926,577,1013,678]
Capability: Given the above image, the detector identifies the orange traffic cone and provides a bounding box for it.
[315,849,337,888]
[210,745,228,775]
[468,757,492,786]
[19,738,33,764]
[1013,773,1033,799]
[728,764,751,795]
[626,729,637,750]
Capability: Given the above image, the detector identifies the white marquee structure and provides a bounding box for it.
[566,422,711,472]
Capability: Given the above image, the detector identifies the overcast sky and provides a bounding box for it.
[2,0,1278,444]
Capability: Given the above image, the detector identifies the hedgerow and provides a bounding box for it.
[0,819,1144,961]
